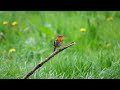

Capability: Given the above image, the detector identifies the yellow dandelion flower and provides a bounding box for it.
[9,48,16,53]
[107,16,113,21]
[3,21,8,25]
[11,21,17,26]
[80,28,86,32]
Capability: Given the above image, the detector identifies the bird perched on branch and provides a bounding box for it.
[54,35,63,52]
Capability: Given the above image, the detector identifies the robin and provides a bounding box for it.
[54,35,63,51]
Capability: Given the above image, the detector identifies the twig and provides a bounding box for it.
[23,42,76,79]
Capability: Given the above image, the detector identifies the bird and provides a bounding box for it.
[54,35,63,52]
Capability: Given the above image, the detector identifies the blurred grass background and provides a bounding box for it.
[0,11,120,79]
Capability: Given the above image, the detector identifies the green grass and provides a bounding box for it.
[0,11,120,79]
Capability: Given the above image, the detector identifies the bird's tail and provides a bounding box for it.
[54,47,56,52]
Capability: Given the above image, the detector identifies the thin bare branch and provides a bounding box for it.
[23,42,76,79]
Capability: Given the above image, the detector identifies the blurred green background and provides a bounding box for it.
[0,11,120,79]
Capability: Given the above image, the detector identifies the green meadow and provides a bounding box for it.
[0,11,120,79]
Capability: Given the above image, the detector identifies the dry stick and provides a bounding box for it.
[23,42,76,79]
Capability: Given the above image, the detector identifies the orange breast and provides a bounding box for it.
[58,37,63,42]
